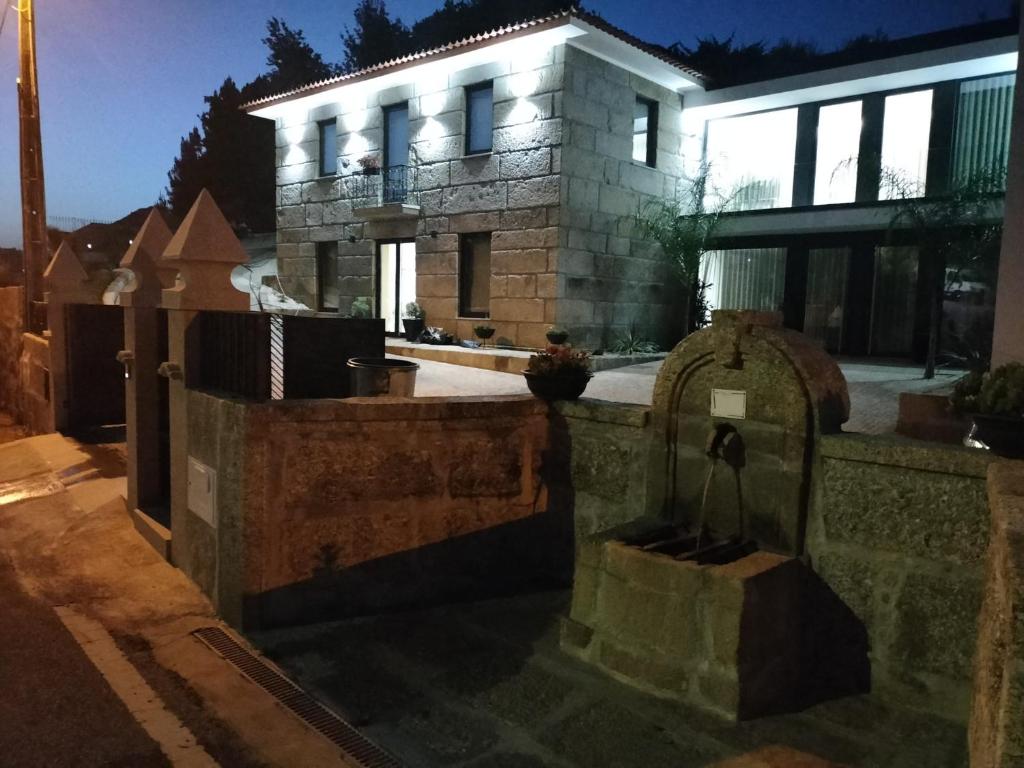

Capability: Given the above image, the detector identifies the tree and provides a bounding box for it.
[884,168,1006,376]
[409,0,575,52]
[635,169,727,340]
[341,1,411,73]
[248,18,338,101]
[164,19,335,231]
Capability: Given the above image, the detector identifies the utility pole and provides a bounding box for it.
[17,0,48,332]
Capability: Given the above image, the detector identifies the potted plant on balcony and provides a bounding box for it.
[546,326,569,345]
[522,345,593,401]
[473,324,495,342]
[402,302,426,342]
[358,154,381,176]
[951,362,1024,457]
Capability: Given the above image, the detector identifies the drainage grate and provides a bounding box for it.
[193,626,403,768]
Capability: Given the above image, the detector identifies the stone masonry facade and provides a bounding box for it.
[272,44,687,349]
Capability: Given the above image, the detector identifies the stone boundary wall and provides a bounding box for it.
[186,392,570,629]
[0,287,23,416]
[810,433,992,723]
[970,460,1024,768]
[554,399,651,539]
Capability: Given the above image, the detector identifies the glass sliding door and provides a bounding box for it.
[701,248,787,312]
[804,248,850,354]
[871,246,918,357]
[377,240,417,334]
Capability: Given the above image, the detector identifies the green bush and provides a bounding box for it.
[951,363,1024,416]
[349,296,372,318]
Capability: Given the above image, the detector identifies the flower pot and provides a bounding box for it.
[362,166,380,176]
[474,327,495,340]
[546,331,569,345]
[965,413,1024,458]
[402,318,425,342]
[522,371,593,401]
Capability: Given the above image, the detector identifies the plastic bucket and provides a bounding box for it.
[347,357,419,397]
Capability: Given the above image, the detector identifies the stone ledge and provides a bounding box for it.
[555,398,650,428]
[820,432,991,478]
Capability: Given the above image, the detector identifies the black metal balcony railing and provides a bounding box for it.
[344,165,416,206]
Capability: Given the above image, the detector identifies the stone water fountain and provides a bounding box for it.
[561,310,857,720]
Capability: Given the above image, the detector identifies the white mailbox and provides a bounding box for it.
[187,457,217,528]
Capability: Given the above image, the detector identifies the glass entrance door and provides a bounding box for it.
[378,240,417,334]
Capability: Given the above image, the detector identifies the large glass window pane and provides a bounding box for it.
[814,102,862,205]
[379,243,398,333]
[705,109,798,211]
[319,119,337,176]
[871,246,918,356]
[317,241,339,311]
[378,241,417,334]
[880,90,933,199]
[384,104,409,169]
[804,248,850,353]
[459,233,491,317]
[466,84,493,155]
[953,73,1015,186]
[701,248,787,312]
[399,242,417,324]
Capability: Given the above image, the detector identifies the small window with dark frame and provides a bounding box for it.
[459,233,491,318]
[317,241,340,311]
[633,97,658,167]
[318,119,337,176]
[465,83,494,155]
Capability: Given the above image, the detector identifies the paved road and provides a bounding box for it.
[0,555,168,767]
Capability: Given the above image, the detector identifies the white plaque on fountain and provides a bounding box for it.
[711,389,746,419]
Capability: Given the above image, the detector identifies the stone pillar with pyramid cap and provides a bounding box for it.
[43,241,105,431]
[119,209,173,543]
[160,190,249,574]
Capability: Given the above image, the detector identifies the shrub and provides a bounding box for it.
[349,296,372,318]
[525,345,592,376]
[611,325,660,355]
[951,363,1024,416]
[404,301,425,319]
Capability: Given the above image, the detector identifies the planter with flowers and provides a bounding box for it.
[358,154,381,176]
[522,345,593,401]
[951,362,1024,458]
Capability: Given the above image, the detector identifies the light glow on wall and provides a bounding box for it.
[420,91,447,118]
[345,133,370,158]
[705,108,798,211]
[813,100,862,205]
[880,89,933,199]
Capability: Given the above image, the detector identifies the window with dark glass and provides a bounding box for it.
[633,97,658,167]
[459,233,491,318]
[384,103,409,169]
[317,241,340,311]
[318,119,337,176]
[466,83,493,155]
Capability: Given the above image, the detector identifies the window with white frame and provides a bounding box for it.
[705,109,798,211]
[879,89,933,199]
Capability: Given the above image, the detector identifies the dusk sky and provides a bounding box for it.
[0,0,1013,247]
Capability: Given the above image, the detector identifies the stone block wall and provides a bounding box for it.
[557,47,686,350]
[186,392,571,628]
[553,398,651,539]
[809,434,992,723]
[274,50,566,347]
[0,287,23,416]
[970,460,1024,768]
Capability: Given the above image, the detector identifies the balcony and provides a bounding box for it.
[346,165,420,220]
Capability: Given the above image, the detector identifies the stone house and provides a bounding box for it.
[248,9,1019,358]
[246,9,703,349]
